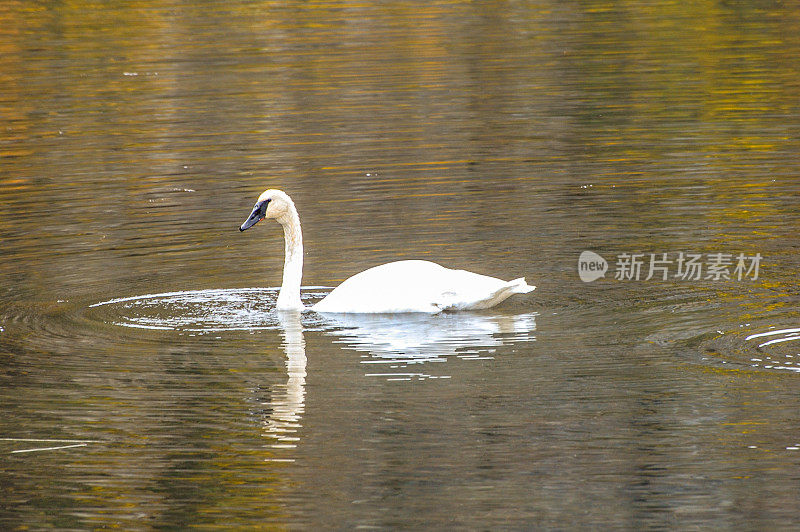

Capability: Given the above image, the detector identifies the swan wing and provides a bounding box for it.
[311,260,535,314]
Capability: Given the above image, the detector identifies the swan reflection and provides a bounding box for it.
[318,311,537,380]
[89,289,536,432]
[257,310,306,453]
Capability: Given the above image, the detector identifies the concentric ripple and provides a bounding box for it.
[701,326,800,373]
[88,287,330,333]
[83,288,540,381]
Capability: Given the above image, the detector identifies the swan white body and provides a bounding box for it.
[239,189,535,313]
[311,260,533,313]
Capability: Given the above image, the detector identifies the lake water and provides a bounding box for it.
[2,1,800,529]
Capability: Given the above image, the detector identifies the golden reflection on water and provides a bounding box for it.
[1,0,800,529]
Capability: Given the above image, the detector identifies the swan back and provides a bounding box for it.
[311,260,535,313]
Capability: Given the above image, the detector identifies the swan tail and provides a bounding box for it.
[509,277,536,294]
[450,277,535,310]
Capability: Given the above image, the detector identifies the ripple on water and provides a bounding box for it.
[85,288,539,381]
[88,287,331,333]
[700,326,800,373]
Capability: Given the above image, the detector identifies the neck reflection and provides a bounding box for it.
[259,310,307,451]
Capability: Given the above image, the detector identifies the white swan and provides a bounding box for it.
[239,189,535,313]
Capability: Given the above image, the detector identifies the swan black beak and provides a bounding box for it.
[239,200,268,231]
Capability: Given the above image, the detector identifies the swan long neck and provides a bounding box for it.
[276,204,304,310]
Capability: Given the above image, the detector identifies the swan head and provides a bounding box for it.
[239,189,296,231]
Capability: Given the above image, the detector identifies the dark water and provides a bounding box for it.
[2,1,800,529]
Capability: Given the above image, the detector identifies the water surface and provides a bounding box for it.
[2,1,800,529]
